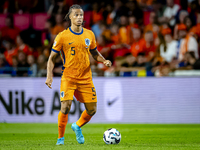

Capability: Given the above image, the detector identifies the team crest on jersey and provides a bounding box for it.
[85,38,90,46]
[61,91,64,98]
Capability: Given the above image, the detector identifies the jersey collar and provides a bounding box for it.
[69,27,83,35]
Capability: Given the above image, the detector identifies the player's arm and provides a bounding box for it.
[45,51,58,89]
[90,49,112,67]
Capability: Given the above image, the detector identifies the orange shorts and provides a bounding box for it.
[60,79,97,103]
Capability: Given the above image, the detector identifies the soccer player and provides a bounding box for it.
[45,4,112,145]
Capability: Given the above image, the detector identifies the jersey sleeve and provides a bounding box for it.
[52,33,63,53]
[90,31,97,52]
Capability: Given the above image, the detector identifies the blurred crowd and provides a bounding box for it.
[0,0,200,77]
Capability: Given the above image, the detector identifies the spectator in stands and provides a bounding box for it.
[118,15,128,44]
[189,12,200,38]
[126,15,138,45]
[188,0,198,25]
[17,51,29,76]
[0,54,9,74]
[103,3,114,25]
[152,0,164,18]
[159,0,180,26]
[121,53,136,69]
[120,52,146,72]
[12,56,18,68]
[178,24,199,61]
[92,21,107,39]
[51,13,65,40]
[44,19,53,45]
[137,0,153,11]
[15,0,41,13]
[97,35,112,59]
[16,34,32,55]
[53,55,63,76]
[0,14,20,41]
[184,16,194,32]
[177,10,189,25]
[130,28,145,57]
[144,11,158,34]
[143,31,157,59]
[3,38,18,66]
[2,0,16,13]
[11,56,18,76]
[184,51,200,70]
[43,47,50,58]
[154,62,170,77]
[110,24,120,45]
[27,55,37,77]
[126,0,143,25]
[174,10,189,39]
[37,54,47,77]
[0,54,5,68]
[92,2,103,24]
[47,0,67,15]
[160,28,177,62]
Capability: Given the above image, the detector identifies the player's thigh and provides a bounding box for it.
[75,82,97,103]
[60,79,76,101]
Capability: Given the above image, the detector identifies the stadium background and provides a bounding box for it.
[0,0,200,149]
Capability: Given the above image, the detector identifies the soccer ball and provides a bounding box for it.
[103,128,121,144]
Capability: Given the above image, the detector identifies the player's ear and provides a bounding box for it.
[69,13,72,20]
[69,9,74,20]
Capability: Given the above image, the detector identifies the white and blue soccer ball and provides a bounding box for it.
[103,128,121,144]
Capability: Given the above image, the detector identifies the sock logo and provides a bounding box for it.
[61,91,64,98]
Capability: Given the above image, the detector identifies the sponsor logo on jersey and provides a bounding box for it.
[85,38,90,46]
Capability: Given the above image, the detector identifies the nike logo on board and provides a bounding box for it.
[107,97,118,106]
[69,42,74,45]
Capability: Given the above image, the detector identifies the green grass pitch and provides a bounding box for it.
[0,123,200,150]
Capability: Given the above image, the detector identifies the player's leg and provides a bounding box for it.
[76,102,97,127]
[71,102,97,144]
[56,80,76,145]
[56,100,72,145]
[71,83,97,144]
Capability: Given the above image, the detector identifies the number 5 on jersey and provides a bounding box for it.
[71,47,75,55]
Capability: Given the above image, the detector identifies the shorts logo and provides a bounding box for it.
[53,41,57,47]
[61,91,64,98]
[85,38,90,46]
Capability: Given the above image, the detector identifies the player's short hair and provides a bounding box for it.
[64,4,82,21]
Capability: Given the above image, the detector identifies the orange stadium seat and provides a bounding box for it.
[13,14,30,30]
[0,14,6,29]
[32,13,49,30]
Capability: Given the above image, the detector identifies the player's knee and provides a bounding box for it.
[61,105,71,114]
[87,108,96,116]
[61,101,72,114]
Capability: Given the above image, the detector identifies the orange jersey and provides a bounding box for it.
[52,27,97,83]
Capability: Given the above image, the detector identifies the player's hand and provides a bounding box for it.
[45,77,53,89]
[103,60,112,67]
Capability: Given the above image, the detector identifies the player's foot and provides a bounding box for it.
[71,122,85,144]
[56,137,64,145]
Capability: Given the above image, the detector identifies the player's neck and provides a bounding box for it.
[70,25,82,33]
